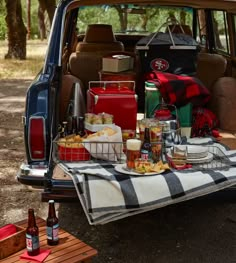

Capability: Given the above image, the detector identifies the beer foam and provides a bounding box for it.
[126,139,141,151]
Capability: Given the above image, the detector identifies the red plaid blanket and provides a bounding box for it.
[145,71,210,107]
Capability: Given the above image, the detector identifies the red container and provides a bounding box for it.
[58,145,90,161]
[87,81,138,130]
[99,70,136,89]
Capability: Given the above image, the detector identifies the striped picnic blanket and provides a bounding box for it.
[59,138,236,225]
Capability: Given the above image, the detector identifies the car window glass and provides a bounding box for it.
[76,5,193,35]
[196,9,207,46]
[212,10,229,54]
[233,15,236,53]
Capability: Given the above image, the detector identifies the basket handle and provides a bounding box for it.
[139,17,185,49]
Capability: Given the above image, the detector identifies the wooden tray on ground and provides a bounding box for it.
[0,225,26,259]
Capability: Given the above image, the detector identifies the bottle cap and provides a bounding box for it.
[49,200,55,203]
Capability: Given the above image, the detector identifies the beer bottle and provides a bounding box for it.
[62,121,68,137]
[26,208,40,256]
[77,116,86,137]
[46,200,59,246]
[71,116,78,135]
[140,127,152,160]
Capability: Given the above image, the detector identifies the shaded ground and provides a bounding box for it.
[0,78,236,263]
[0,79,48,224]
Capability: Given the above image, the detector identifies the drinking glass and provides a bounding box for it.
[126,139,141,169]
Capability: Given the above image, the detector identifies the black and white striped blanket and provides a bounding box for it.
[59,138,236,225]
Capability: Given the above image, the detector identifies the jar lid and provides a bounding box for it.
[145,81,156,88]
[154,109,172,120]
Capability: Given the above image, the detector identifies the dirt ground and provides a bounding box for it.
[0,78,236,263]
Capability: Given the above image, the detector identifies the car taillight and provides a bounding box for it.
[28,116,46,160]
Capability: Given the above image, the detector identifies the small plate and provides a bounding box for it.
[187,152,213,164]
[167,151,213,164]
[173,145,208,159]
[115,163,165,176]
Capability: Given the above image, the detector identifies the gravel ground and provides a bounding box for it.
[0,78,236,263]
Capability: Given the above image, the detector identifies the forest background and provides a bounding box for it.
[0,0,225,62]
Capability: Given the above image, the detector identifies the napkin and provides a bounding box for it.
[20,249,51,263]
[166,153,192,170]
[83,125,124,161]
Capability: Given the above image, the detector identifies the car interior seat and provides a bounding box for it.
[69,24,124,90]
[210,77,236,132]
[196,53,236,131]
[196,53,227,93]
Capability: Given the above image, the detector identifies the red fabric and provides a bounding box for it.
[0,224,17,241]
[191,107,220,138]
[20,249,51,263]
[145,71,210,107]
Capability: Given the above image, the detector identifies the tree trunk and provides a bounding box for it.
[38,4,46,40]
[5,0,27,60]
[27,0,31,40]
[38,0,56,40]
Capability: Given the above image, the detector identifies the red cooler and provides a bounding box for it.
[87,81,137,130]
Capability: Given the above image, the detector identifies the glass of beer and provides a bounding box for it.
[126,139,141,170]
[149,119,162,142]
[138,119,147,141]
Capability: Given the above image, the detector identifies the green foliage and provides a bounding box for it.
[22,0,42,39]
[0,0,50,40]
[0,2,6,40]
[77,7,120,32]
[0,15,6,40]
[0,2,193,41]
[77,5,193,34]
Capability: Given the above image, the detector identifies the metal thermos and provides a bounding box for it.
[66,82,86,133]
[71,82,86,118]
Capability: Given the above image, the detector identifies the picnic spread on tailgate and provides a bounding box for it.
[52,27,236,225]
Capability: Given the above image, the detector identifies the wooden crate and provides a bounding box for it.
[0,225,26,259]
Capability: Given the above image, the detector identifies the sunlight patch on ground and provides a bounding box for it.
[0,40,47,79]
[0,101,25,113]
[0,97,25,102]
[0,96,25,102]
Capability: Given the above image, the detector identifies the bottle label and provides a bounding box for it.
[47,223,59,241]
[141,150,149,159]
[26,233,39,251]
[141,148,152,159]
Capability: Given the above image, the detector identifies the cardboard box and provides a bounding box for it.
[102,55,134,72]
[0,225,26,259]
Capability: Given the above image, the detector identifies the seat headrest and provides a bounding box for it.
[83,24,116,43]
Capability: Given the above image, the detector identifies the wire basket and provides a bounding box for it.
[166,145,231,171]
[191,145,231,171]
[53,139,126,163]
[53,138,163,164]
